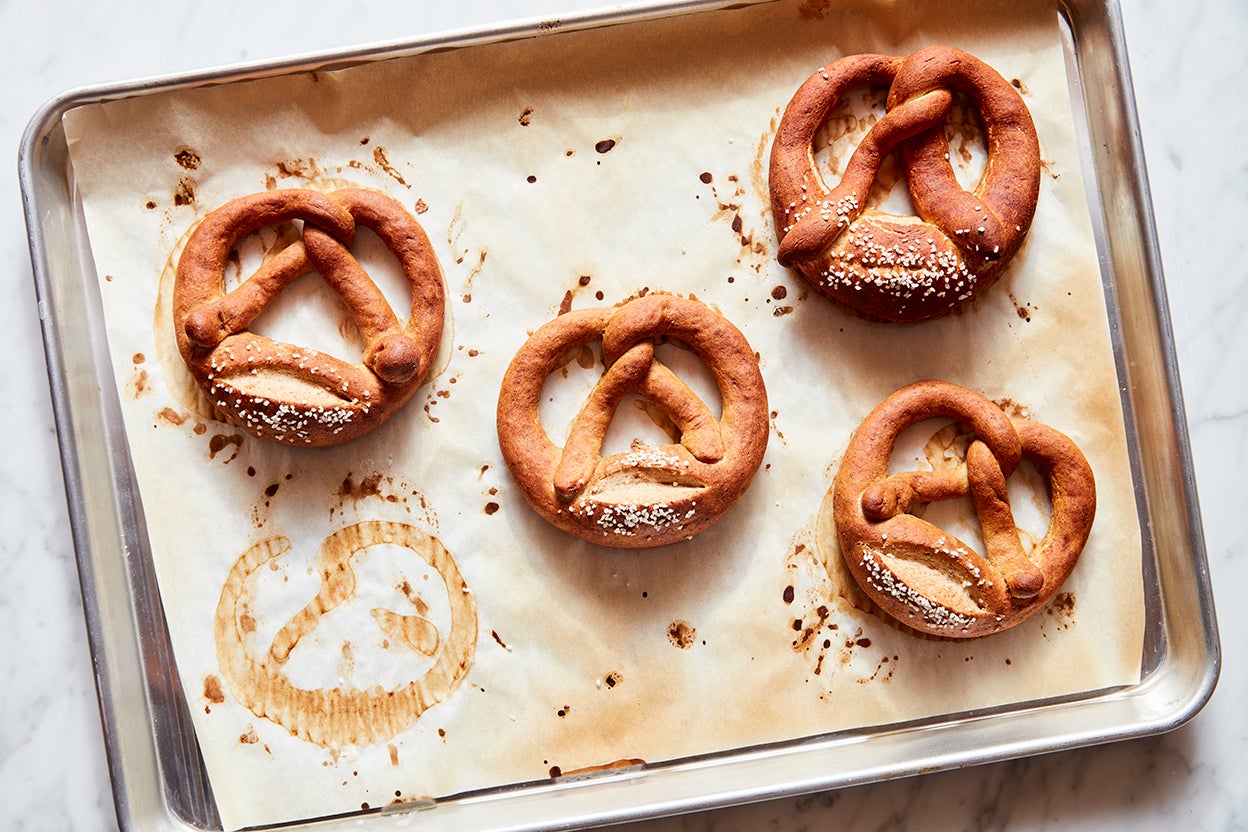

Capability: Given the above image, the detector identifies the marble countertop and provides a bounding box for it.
[2,0,1243,829]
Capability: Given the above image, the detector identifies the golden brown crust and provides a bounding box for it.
[173,188,445,446]
[496,294,768,548]
[831,380,1095,638]
[769,46,1041,322]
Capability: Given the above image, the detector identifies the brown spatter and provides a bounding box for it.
[772,305,794,317]
[1011,78,1031,96]
[413,199,429,214]
[373,147,409,188]
[1008,292,1034,322]
[1048,592,1076,620]
[594,138,617,154]
[173,176,195,206]
[558,290,575,316]
[208,433,243,463]
[856,655,897,684]
[144,201,157,210]
[770,286,788,301]
[340,471,385,499]
[133,353,145,364]
[238,613,257,634]
[359,136,371,145]
[992,397,1032,421]
[174,146,202,170]
[666,620,696,649]
[699,171,713,184]
[460,248,488,304]
[484,502,500,515]
[549,766,563,778]
[490,630,509,650]
[519,107,534,126]
[157,407,188,426]
[556,705,570,718]
[264,483,280,498]
[128,365,148,395]
[240,728,259,744]
[275,158,320,179]
[782,585,795,604]
[791,604,832,651]
[193,423,207,435]
[203,674,226,705]
[388,744,399,766]
[603,671,622,688]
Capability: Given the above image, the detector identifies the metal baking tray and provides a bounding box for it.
[19,0,1219,829]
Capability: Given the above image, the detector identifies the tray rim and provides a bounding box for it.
[18,0,1220,830]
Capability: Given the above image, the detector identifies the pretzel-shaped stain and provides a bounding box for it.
[769,47,1040,322]
[831,381,1095,637]
[214,520,476,747]
[496,295,768,548]
[174,188,445,446]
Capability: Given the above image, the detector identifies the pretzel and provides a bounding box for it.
[831,381,1095,638]
[174,188,445,446]
[769,46,1041,322]
[496,295,769,548]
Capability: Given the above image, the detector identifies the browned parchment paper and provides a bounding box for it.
[62,0,1144,827]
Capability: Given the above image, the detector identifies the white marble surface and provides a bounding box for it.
[1,0,1243,829]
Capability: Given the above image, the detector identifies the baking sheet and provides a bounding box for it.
[59,0,1144,827]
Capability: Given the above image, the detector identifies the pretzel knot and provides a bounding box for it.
[174,188,445,446]
[496,295,769,548]
[831,381,1095,638]
[769,46,1041,322]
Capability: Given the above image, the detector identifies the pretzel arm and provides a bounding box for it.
[1015,420,1096,590]
[778,88,952,266]
[889,46,1041,259]
[183,241,312,347]
[637,359,724,463]
[300,223,424,385]
[861,467,968,520]
[554,342,655,502]
[966,439,1045,599]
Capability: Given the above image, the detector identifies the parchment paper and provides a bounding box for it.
[63,0,1145,827]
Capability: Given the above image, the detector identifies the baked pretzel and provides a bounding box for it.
[769,46,1040,322]
[831,381,1095,638]
[174,188,445,446]
[497,295,769,548]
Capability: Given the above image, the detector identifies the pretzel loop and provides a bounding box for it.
[769,46,1041,322]
[831,380,1095,638]
[497,295,769,548]
[174,188,445,447]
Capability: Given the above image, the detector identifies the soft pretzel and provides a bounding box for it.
[174,188,445,446]
[496,295,769,548]
[769,46,1040,322]
[831,380,1095,638]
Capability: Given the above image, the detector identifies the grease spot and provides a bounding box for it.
[174,146,201,170]
[666,620,696,649]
